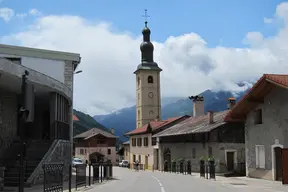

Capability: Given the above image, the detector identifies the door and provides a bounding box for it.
[145,156,148,169]
[275,147,282,181]
[282,148,288,184]
[226,152,235,171]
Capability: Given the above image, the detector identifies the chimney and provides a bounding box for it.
[227,98,236,109]
[189,95,204,117]
[110,128,115,134]
[208,111,214,124]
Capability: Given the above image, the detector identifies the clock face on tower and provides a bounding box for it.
[148,92,154,98]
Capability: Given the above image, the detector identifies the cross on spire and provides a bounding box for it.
[142,9,150,27]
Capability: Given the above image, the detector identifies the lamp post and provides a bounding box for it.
[19,70,29,192]
[69,69,83,192]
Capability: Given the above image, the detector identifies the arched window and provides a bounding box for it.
[137,76,141,87]
[138,110,140,118]
[148,76,153,84]
[149,110,154,116]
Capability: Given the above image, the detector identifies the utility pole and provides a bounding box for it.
[19,70,29,192]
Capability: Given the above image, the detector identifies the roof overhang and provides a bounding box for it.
[224,75,285,122]
[0,44,81,71]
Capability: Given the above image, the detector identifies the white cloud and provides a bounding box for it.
[0,7,14,22]
[29,8,41,16]
[264,17,273,24]
[2,3,288,115]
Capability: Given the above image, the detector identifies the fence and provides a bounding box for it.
[43,163,64,192]
[75,164,86,190]
[162,160,246,180]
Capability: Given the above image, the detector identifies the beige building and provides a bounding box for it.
[123,141,130,161]
[125,116,189,170]
[74,128,118,165]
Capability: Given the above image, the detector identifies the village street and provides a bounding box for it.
[86,167,288,192]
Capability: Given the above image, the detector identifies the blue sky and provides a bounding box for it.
[0,0,283,47]
[1,0,288,115]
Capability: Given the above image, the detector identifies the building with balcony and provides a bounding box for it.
[74,128,118,165]
[0,44,81,187]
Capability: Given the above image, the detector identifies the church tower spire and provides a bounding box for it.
[134,10,162,129]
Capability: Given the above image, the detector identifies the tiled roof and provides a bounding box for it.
[73,114,79,121]
[224,74,288,122]
[125,116,187,136]
[153,110,229,137]
[74,128,118,139]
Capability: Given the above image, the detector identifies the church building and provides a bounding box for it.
[125,19,189,170]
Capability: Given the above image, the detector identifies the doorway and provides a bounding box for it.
[145,156,148,169]
[226,151,235,171]
[274,147,282,181]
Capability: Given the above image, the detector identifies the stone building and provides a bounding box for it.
[153,96,245,174]
[74,128,118,165]
[0,44,81,186]
[125,116,189,170]
[225,74,288,181]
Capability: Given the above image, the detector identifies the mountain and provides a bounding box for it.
[94,89,248,142]
[73,109,108,136]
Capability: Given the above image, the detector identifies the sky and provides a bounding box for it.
[0,0,288,115]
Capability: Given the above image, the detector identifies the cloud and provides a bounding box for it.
[29,8,41,16]
[264,17,273,24]
[2,3,288,115]
[0,7,14,22]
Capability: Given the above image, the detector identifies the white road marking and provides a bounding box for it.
[152,176,166,192]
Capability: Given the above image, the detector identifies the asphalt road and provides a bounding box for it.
[87,167,288,192]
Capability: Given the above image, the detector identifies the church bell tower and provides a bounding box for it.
[134,10,162,129]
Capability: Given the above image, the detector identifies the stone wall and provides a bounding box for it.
[0,88,18,155]
[27,140,72,185]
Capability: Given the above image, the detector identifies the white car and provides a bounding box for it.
[119,160,129,167]
[72,158,84,167]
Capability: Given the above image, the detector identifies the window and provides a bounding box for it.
[125,150,128,156]
[5,57,21,65]
[137,138,142,146]
[144,137,149,146]
[254,109,263,124]
[192,148,196,159]
[107,149,111,155]
[80,149,84,155]
[138,110,140,119]
[137,76,140,87]
[152,137,157,146]
[256,145,265,169]
[132,138,136,146]
[148,75,153,84]
[84,149,87,154]
[149,110,154,116]
[138,155,141,163]
[208,146,212,157]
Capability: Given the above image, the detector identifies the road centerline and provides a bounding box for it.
[152,176,165,192]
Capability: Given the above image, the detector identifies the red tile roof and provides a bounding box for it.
[224,74,288,122]
[73,114,79,121]
[125,116,187,136]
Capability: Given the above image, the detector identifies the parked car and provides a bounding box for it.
[72,158,84,167]
[119,160,129,167]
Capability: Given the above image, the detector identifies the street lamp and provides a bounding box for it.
[74,70,82,74]
[19,70,29,192]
